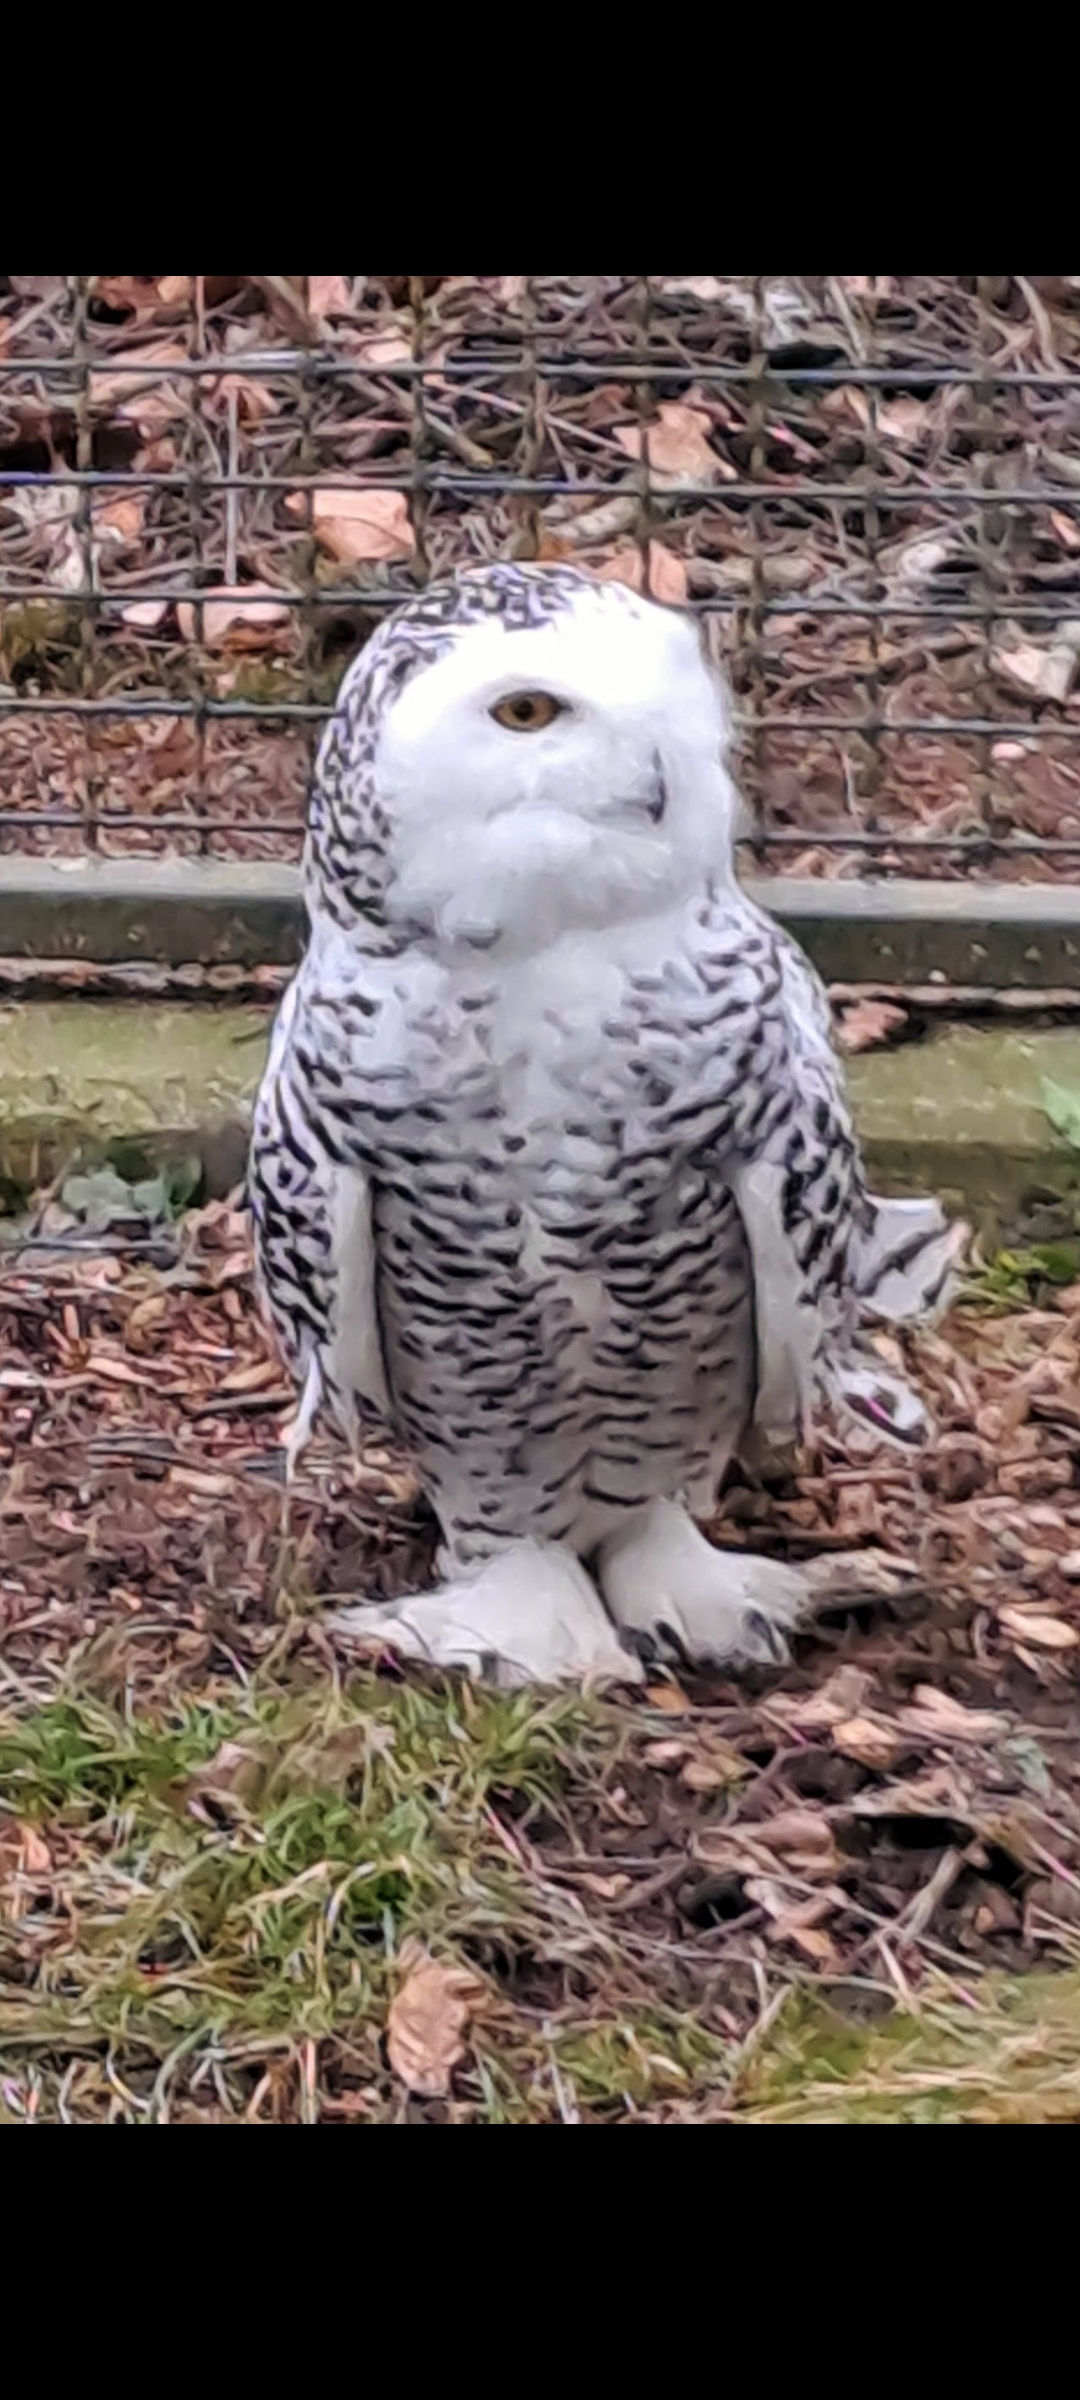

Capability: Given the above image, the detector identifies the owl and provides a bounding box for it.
[251,564,961,1687]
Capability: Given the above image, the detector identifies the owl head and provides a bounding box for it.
[308,563,740,952]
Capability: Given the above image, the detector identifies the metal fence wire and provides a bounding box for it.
[3,273,1080,882]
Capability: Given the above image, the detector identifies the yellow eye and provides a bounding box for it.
[490,690,564,732]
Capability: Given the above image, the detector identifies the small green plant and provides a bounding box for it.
[963,1241,1080,1308]
[1043,1077,1080,1153]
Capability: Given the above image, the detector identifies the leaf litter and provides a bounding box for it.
[0,1193,1079,2120]
[5,274,1080,873]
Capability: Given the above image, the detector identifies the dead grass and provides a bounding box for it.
[737,1967,1080,2123]
[0,1666,730,2123]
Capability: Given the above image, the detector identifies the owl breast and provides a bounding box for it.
[368,996,757,1565]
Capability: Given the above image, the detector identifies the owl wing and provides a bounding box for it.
[249,965,390,1457]
[695,903,963,1452]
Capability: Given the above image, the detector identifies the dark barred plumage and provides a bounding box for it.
[251,564,962,1684]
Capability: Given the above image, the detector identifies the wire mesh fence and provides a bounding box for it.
[3,274,1080,881]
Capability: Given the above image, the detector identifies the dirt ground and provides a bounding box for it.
[1,1196,1078,2122]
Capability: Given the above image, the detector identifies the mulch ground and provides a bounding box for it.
[3,274,1080,878]
[1,1197,1078,2120]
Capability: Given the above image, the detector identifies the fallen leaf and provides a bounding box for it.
[755,1808,841,1861]
[352,332,413,369]
[835,998,909,1053]
[744,1877,836,1929]
[580,1872,632,1901]
[590,542,688,604]
[850,1765,974,1823]
[789,1924,842,1966]
[641,1738,688,1769]
[900,1686,1009,1743]
[88,342,188,437]
[84,1353,163,1388]
[681,1758,729,1792]
[20,1826,52,1875]
[386,1940,484,2098]
[93,494,144,548]
[92,276,160,316]
[833,1714,904,1770]
[182,1739,268,1821]
[998,1608,1079,1651]
[308,275,355,324]
[662,276,724,303]
[991,630,1080,706]
[876,398,930,445]
[301,487,414,565]
[765,1664,875,1731]
[644,1680,693,1715]
[120,599,169,631]
[615,401,724,487]
[218,1357,284,1396]
[890,534,954,595]
[176,584,292,651]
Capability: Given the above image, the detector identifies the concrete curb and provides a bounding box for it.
[5,861,1080,987]
[2,999,1080,1232]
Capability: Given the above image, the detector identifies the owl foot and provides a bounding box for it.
[597,1498,917,1671]
[326,1540,643,1692]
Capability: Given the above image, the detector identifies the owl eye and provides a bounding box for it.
[490,690,565,732]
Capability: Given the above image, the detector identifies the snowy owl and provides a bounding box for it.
[251,563,961,1687]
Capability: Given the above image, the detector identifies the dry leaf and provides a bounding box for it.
[93,494,144,548]
[662,276,724,303]
[386,1939,483,2098]
[308,275,355,323]
[219,1356,286,1395]
[615,402,723,488]
[580,1871,632,1901]
[644,1680,693,1715]
[766,1664,875,1731]
[833,1714,904,1770]
[876,398,929,445]
[182,1739,268,1821]
[745,1877,836,1929]
[835,998,909,1053]
[88,342,188,437]
[84,1353,162,1388]
[789,1923,842,1966]
[851,1765,974,1823]
[590,542,688,605]
[309,487,415,564]
[20,1825,51,1875]
[991,631,1080,706]
[681,1758,729,1793]
[120,600,169,631]
[641,1738,688,1769]
[823,384,871,430]
[900,1686,1008,1744]
[998,1608,1079,1651]
[755,1808,841,1861]
[1050,509,1080,553]
[176,584,291,652]
[352,332,413,369]
[891,534,954,595]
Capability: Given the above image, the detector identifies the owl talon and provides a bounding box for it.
[598,1498,815,1672]
[325,1539,644,1692]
